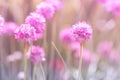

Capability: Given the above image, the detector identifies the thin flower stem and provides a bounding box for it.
[51,41,67,68]
[32,64,37,80]
[24,43,27,80]
[40,63,45,80]
[78,43,83,80]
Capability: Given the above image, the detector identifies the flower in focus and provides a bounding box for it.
[27,46,45,63]
[36,2,55,19]
[14,24,38,43]
[46,0,63,10]
[72,21,92,43]
[60,28,74,45]
[3,22,18,36]
[25,12,46,33]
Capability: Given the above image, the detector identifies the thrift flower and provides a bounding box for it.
[27,46,45,63]
[72,21,92,43]
[46,0,63,10]
[60,28,74,44]
[36,2,55,19]
[3,22,18,36]
[25,12,46,33]
[14,24,37,43]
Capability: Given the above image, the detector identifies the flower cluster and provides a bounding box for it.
[72,21,92,43]
[27,46,45,63]
[0,15,4,36]
[15,0,63,43]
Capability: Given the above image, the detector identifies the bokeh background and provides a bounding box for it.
[0,0,120,80]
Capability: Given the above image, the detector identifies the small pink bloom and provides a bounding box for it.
[72,21,92,43]
[46,0,63,10]
[60,28,74,45]
[3,22,18,36]
[27,46,45,63]
[75,48,94,64]
[97,41,113,58]
[14,24,38,43]
[36,2,55,19]
[25,12,46,33]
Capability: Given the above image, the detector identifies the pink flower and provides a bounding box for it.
[97,41,113,58]
[69,42,80,53]
[27,46,45,63]
[60,28,74,44]
[0,15,4,27]
[14,24,38,43]
[3,22,18,36]
[72,21,92,43]
[36,2,55,19]
[75,48,94,64]
[46,0,63,10]
[25,12,46,33]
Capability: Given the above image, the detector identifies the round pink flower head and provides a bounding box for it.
[27,46,45,63]
[0,15,4,27]
[72,21,92,43]
[60,28,74,45]
[36,2,55,20]
[25,12,46,33]
[46,0,63,10]
[14,24,37,43]
[3,22,18,36]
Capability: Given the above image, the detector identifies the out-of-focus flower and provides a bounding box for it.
[60,28,74,45]
[72,21,92,43]
[17,71,24,80]
[25,12,46,33]
[36,2,55,19]
[97,41,113,58]
[7,51,22,62]
[109,49,120,63]
[51,59,64,70]
[69,42,80,53]
[75,48,94,64]
[14,24,37,43]
[3,22,18,36]
[13,51,22,60]
[46,0,63,10]
[0,15,4,27]
[27,46,45,63]
[96,0,120,16]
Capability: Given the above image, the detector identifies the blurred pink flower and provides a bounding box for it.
[17,71,24,79]
[36,2,55,19]
[97,41,113,58]
[75,48,94,64]
[3,22,18,36]
[69,42,80,53]
[46,0,63,10]
[25,12,46,33]
[27,46,45,63]
[60,28,74,45]
[14,24,38,43]
[108,49,120,63]
[0,15,4,27]
[72,21,92,43]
